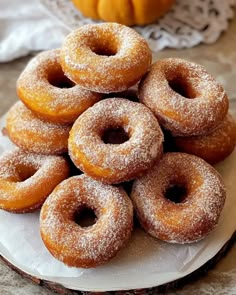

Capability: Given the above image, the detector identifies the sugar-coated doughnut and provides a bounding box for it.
[6,102,71,155]
[69,98,164,184]
[17,49,102,124]
[60,23,152,93]
[0,149,69,213]
[174,114,236,164]
[139,58,229,136]
[40,175,133,268]
[131,153,226,244]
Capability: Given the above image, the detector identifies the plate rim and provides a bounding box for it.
[1,232,235,293]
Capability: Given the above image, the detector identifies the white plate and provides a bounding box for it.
[0,114,235,292]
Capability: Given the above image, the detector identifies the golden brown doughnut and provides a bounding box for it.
[17,49,102,124]
[60,23,152,93]
[174,114,236,164]
[40,175,133,268]
[6,102,71,155]
[139,58,229,136]
[0,149,69,213]
[69,98,164,184]
[131,153,226,244]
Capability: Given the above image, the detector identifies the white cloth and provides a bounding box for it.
[0,0,235,62]
[0,0,69,62]
[39,0,236,51]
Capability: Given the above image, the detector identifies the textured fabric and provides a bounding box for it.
[41,0,236,51]
[0,0,235,60]
[0,0,69,62]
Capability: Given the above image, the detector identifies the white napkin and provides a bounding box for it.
[0,0,69,62]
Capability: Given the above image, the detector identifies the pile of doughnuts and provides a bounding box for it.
[0,22,235,268]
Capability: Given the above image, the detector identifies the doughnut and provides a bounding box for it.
[40,175,133,268]
[174,114,236,164]
[0,149,69,213]
[69,98,164,184]
[131,153,226,244]
[139,58,229,136]
[60,23,152,93]
[17,49,102,124]
[6,102,71,155]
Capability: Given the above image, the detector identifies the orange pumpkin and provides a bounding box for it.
[72,0,175,26]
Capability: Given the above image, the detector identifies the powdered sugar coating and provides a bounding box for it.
[17,49,102,124]
[0,148,69,213]
[60,23,152,93]
[139,58,229,136]
[40,174,133,268]
[174,113,236,164]
[131,153,226,244]
[69,98,164,184]
[6,102,71,155]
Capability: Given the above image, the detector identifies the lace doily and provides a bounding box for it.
[40,0,236,51]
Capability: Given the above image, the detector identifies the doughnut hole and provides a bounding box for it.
[164,183,188,204]
[17,165,37,182]
[101,126,130,144]
[73,206,97,227]
[166,66,198,99]
[168,77,197,99]
[8,163,38,182]
[47,66,75,89]
[90,36,118,57]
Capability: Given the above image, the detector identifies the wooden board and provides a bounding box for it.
[1,231,235,295]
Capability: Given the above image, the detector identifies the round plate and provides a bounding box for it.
[0,115,236,292]
[1,233,235,294]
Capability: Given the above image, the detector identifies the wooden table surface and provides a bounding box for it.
[0,15,236,295]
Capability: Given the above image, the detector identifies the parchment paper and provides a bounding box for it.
[0,114,235,289]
